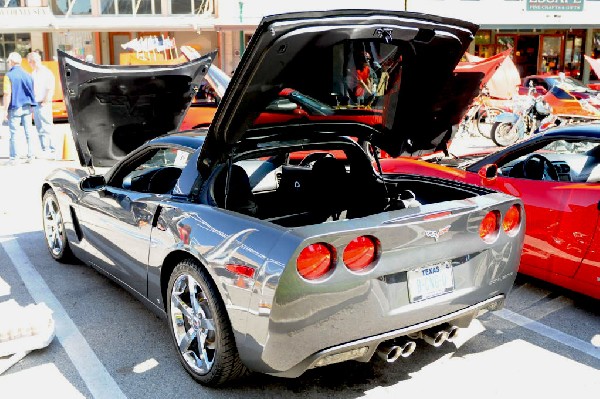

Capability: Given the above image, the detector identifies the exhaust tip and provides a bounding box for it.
[398,340,417,358]
[377,344,402,363]
[423,330,448,347]
[445,326,460,343]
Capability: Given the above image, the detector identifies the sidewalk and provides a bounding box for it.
[0,123,74,162]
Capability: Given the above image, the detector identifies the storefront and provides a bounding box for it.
[473,29,587,78]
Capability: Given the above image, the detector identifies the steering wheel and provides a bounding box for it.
[522,154,559,181]
[299,152,333,167]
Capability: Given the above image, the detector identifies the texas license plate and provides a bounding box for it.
[407,261,454,303]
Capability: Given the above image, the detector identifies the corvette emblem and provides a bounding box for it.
[425,225,451,241]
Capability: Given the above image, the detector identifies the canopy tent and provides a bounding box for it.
[458,49,520,99]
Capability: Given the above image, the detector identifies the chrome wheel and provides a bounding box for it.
[43,194,64,256]
[167,260,248,386]
[491,121,519,147]
[170,273,217,375]
[42,189,72,262]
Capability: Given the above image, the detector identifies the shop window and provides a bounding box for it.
[170,0,212,14]
[540,35,563,75]
[474,30,493,58]
[2,0,19,6]
[101,0,161,14]
[51,0,91,15]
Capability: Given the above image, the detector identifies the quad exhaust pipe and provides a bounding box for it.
[409,324,460,347]
[376,339,417,363]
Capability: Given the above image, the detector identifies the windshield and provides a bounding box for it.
[546,76,591,92]
[250,40,402,129]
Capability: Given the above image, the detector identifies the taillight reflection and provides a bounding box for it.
[296,243,335,280]
[503,205,521,236]
[479,211,500,243]
[343,236,379,272]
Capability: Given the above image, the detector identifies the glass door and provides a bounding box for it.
[539,34,564,75]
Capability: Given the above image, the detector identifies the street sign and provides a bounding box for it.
[526,0,584,12]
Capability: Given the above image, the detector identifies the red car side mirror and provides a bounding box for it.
[478,164,498,185]
[535,86,548,95]
[293,106,309,118]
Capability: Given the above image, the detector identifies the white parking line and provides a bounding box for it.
[495,308,600,360]
[0,236,126,399]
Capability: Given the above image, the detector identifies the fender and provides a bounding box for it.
[494,112,520,124]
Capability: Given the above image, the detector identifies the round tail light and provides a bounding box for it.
[343,235,379,272]
[479,211,500,243]
[296,243,335,280]
[503,205,521,236]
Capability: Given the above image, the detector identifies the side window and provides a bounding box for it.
[111,147,191,194]
[499,139,600,182]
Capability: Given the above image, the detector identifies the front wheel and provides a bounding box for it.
[42,189,73,262]
[167,259,248,386]
[491,121,519,147]
[476,107,503,138]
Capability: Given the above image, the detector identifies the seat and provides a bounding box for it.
[308,156,349,221]
[147,167,183,194]
[207,164,258,217]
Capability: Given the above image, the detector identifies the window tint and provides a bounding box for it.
[112,147,192,194]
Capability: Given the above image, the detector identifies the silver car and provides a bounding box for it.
[42,10,524,386]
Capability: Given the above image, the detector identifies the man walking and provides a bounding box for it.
[27,51,56,158]
[1,52,37,164]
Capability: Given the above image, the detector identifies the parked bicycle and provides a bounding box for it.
[457,87,508,138]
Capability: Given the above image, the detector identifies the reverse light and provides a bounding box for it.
[503,205,522,236]
[479,211,500,243]
[343,235,379,272]
[297,243,335,280]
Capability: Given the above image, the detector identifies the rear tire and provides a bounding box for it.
[167,259,249,386]
[491,121,519,147]
[42,189,73,262]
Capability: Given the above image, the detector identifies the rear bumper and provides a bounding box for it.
[269,295,505,378]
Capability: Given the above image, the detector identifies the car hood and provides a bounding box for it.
[58,50,214,167]
[201,10,480,167]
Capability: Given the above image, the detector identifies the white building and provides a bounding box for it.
[1,0,599,82]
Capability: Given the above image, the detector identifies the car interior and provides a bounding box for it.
[200,140,487,227]
[498,139,600,182]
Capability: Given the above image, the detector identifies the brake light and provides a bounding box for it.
[479,211,500,243]
[297,243,335,280]
[343,236,379,272]
[503,205,521,236]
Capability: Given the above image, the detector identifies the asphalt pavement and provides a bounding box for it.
[1,124,599,399]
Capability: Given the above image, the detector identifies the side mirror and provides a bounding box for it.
[80,175,106,192]
[535,85,548,95]
[293,106,309,118]
[478,164,498,184]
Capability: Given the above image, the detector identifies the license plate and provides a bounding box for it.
[407,261,454,303]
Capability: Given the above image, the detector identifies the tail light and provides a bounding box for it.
[343,235,379,272]
[503,205,522,236]
[479,211,500,243]
[297,243,335,280]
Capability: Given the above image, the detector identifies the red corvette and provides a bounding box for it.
[380,124,600,299]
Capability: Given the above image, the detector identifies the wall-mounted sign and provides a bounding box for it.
[527,0,584,12]
[0,6,51,16]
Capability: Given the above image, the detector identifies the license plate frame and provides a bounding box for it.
[407,261,454,303]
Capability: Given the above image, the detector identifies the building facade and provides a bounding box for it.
[0,0,599,84]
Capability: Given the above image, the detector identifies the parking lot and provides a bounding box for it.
[1,126,599,398]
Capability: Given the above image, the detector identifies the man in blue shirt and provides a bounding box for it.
[2,52,37,165]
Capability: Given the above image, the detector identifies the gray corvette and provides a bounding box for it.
[42,10,525,386]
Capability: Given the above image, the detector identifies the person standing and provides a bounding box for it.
[27,51,56,158]
[1,52,37,165]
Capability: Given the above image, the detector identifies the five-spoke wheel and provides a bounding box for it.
[167,259,248,386]
[42,189,72,261]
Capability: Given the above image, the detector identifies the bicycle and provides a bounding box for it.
[457,88,506,139]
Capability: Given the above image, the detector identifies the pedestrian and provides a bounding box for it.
[1,52,37,165]
[27,51,56,159]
